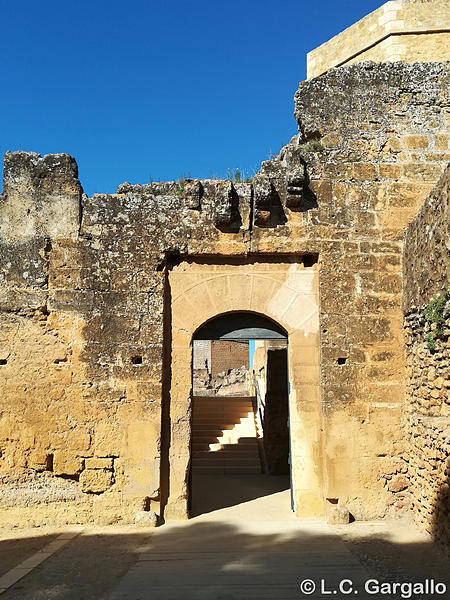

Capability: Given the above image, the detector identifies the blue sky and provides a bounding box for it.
[1,0,384,196]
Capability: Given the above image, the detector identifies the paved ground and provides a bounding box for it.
[110,498,372,599]
[1,475,449,599]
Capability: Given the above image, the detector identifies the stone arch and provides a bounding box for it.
[164,259,323,520]
[193,310,288,341]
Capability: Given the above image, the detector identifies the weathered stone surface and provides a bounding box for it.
[403,166,449,309]
[79,469,114,494]
[53,453,84,477]
[84,458,113,471]
[134,510,158,528]
[403,167,449,551]
[0,152,82,312]
[388,475,409,493]
[326,506,351,525]
[0,51,448,529]
[213,181,241,232]
[183,179,203,210]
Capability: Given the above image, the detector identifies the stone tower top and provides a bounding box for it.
[307,0,450,79]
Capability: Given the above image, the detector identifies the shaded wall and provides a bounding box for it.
[403,166,450,549]
[263,349,290,475]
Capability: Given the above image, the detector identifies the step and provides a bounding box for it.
[192,422,257,430]
[192,449,259,456]
[193,438,257,446]
[193,430,257,438]
[194,407,254,412]
[194,415,254,421]
[193,434,257,444]
[194,407,253,412]
[193,421,254,428]
[194,400,254,405]
[193,397,255,401]
[192,458,261,467]
[192,423,241,431]
[192,454,261,463]
[192,448,259,457]
[195,432,257,439]
[192,433,257,442]
[191,466,262,474]
[192,460,261,467]
[194,409,254,415]
[192,450,260,461]
[193,435,258,441]
[208,445,259,453]
[193,406,254,417]
[192,462,262,470]
[195,441,259,449]
[193,439,257,448]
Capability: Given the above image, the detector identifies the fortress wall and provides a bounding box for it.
[403,167,450,549]
[0,61,448,526]
[266,61,450,519]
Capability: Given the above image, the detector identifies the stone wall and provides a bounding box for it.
[192,340,211,371]
[0,61,449,526]
[403,167,450,549]
[307,0,450,79]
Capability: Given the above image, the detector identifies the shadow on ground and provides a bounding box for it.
[190,473,290,516]
[1,514,450,600]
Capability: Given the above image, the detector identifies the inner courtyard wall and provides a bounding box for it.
[0,60,448,526]
[210,340,249,377]
[403,166,450,549]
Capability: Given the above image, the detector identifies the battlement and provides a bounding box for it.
[307,0,450,79]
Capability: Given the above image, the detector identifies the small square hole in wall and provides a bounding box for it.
[0,359,7,365]
[131,356,143,365]
[337,357,347,365]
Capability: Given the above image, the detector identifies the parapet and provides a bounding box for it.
[307,0,450,79]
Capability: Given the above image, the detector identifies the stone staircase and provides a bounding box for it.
[191,396,262,474]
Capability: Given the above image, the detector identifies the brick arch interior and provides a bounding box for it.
[164,258,323,520]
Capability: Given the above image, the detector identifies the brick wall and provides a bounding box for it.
[210,340,249,377]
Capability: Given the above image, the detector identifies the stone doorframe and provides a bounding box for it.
[164,257,323,520]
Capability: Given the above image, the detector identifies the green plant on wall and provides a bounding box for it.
[176,175,186,197]
[426,332,436,352]
[298,139,324,153]
[423,291,449,351]
[226,168,254,183]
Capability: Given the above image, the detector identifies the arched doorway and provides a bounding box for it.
[190,312,291,516]
[164,258,323,522]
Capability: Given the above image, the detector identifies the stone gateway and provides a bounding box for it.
[0,0,449,550]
